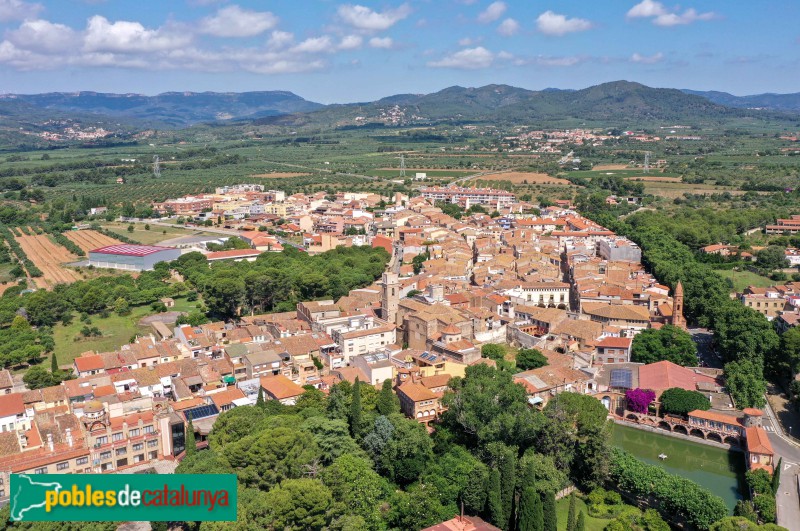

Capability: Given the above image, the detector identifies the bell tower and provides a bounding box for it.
[381,272,399,325]
[672,281,686,329]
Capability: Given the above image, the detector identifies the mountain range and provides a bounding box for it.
[1,82,800,135]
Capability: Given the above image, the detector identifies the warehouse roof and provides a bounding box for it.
[90,244,175,257]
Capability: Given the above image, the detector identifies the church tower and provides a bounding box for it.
[672,281,686,329]
[381,272,400,325]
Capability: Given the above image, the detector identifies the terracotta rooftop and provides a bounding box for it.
[398,381,438,402]
[639,361,718,392]
[260,375,305,400]
[0,393,25,417]
[745,426,774,455]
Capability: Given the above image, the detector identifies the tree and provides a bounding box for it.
[263,478,332,530]
[488,442,516,530]
[779,327,800,377]
[575,511,585,531]
[746,469,773,496]
[518,487,544,531]
[516,348,548,371]
[624,388,656,414]
[349,377,364,438]
[388,482,450,531]
[481,344,506,361]
[185,416,196,457]
[631,325,698,366]
[753,494,777,524]
[659,387,711,416]
[321,454,389,528]
[379,416,434,485]
[256,386,265,409]
[542,491,557,531]
[113,297,130,316]
[127,224,134,233]
[734,500,758,523]
[756,246,789,272]
[23,365,55,389]
[487,468,503,529]
[714,304,779,367]
[300,417,360,464]
[566,492,577,531]
[772,458,782,495]
[725,360,767,408]
[376,378,399,415]
[50,352,58,373]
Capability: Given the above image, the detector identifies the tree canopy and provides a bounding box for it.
[631,325,698,366]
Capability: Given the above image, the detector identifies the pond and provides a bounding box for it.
[610,423,745,512]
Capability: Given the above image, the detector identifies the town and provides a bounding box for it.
[1,181,795,529]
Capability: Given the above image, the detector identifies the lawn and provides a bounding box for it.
[556,496,611,531]
[101,222,220,246]
[714,268,774,293]
[51,296,198,366]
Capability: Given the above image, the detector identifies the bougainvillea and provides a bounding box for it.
[625,388,656,414]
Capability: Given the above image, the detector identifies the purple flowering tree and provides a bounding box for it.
[625,388,656,414]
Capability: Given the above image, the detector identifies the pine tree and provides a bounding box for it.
[518,487,543,531]
[487,468,503,529]
[349,377,363,437]
[185,415,196,457]
[50,353,58,374]
[575,512,585,531]
[542,491,557,531]
[566,492,577,531]
[376,378,398,415]
[256,386,265,409]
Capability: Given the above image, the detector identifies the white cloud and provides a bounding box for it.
[338,35,363,50]
[291,36,333,54]
[83,16,191,53]
[497,17,519,36]
[626,0,666,18]
[369,36,393,49]
[534,55,586,67]
[428,46,493,69]
[536,11,592,36]
[337,3,411,31]
[627,1,715,26]
[267,30,294,50]
[458,37,474,46]
[477,1,506,24]
[630,51,664,64]
[198,5,278,37]
[496,50,513,60]
[0,0,42,22]
[7,19,78,54]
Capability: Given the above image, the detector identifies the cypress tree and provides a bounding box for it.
[498,446,517,530]
[50,353,58,374]
[518,487,543,531]
[185,415,196,456]
[566,492,577,531]
[487,468,503,529]
[256,386,265,409]
[575,511,585,531]
[376,378,397,415]
[772,457,782,494]
[349,377,363,437]
[542,491,557,531]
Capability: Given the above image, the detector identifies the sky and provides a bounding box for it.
[0,0,798,103]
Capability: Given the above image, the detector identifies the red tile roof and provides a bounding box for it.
[638,361,717,392]
[0,393,25,417]
[745,426,774,455]
[74,354,104,372]
[596,337,633,349]
[260,375,304,400]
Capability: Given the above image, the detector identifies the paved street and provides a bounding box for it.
[688,327,722,369]
[762,401,800,528]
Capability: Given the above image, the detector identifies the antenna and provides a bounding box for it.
[153,155,161,178]
[644,151,650,174]
[399,154,406,178]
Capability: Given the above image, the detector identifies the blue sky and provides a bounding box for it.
[0,0,797,103]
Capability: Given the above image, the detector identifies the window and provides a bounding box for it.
[143,425,154,434]
[112,432,123,442]
[149,451,158,459]
[57,462,69,471]
[100,451,111,460]
[96,436,108,445]
[34,467,47,474]
[76,457,88,466]
[147,439,158,448]
[133,443,143,451]
[128,428,140,437]
[0,489,4,498]
[115,448,127,456]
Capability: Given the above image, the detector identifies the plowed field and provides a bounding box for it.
[14,232,81,288]
[65,230,123,253]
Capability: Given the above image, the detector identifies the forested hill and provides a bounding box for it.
[256,81,787,128]
[0,90,324,128]
[683,89,800,113]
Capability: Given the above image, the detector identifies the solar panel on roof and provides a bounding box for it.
[185,403,219,420]
[609,369,633,389]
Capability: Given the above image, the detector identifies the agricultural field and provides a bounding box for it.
[65,230,123,253]
[14,230,81,288]
[641,181,743,199]
[469,171,571,185]
[100,222,220,246]
[250,172,310,178]
[714,268,775,293]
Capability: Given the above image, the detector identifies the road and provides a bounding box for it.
[688,327,722,369]
[122,218,305,250]
[762,400,800,528]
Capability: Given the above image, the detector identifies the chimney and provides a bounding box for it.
[66,428,73,448]
[47,433,54,452]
